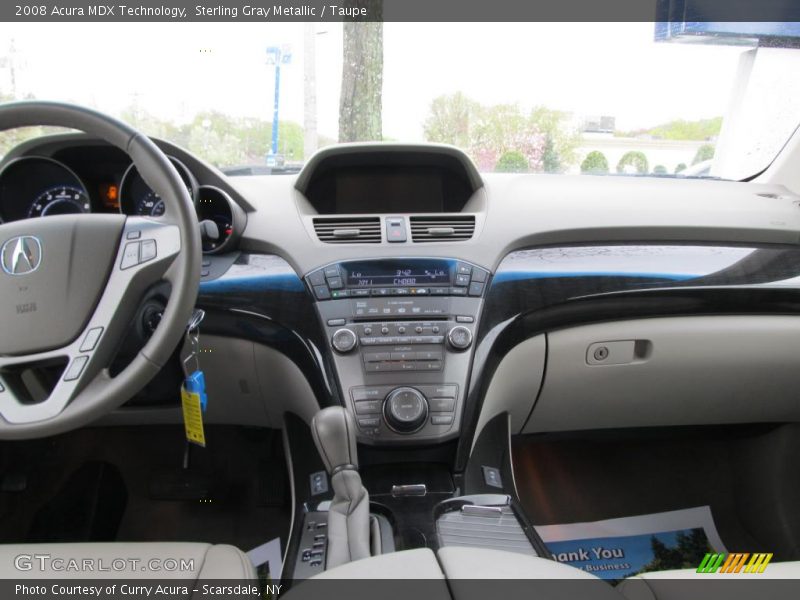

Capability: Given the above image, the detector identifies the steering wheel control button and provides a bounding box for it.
[126,230,142,240]
[120,241,140,269]
[79,327,104,352]
[448,325,473,350]
[63,355,89,382]
[384,387,429,434]
[331,328,358,353]
[140,239,157,263]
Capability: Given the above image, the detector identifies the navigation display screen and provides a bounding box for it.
[344,260,451,288]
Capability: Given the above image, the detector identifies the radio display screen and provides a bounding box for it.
[344,260,451,288]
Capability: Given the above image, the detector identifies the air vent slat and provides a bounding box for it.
[313,217,381,244]
[410,215,475,242]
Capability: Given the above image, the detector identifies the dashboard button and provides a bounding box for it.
[331,328,358,353]
[411,288,429,295]
[455,273,470,286]
[450,286,467,296]
[324,266,340,279]
[330,289,349,299]
[431,415,454,426]
[468,282,484,296]
[394,288,410,295]
[358,417,381,428]
[471,268,488,283]
[391,351,416,361]
[431,385,457,398]
[308,270,326,286]
[457,263,472,275]
[351,288,370,297]
[327,276,344,290]
[365,362,391,372]
[417,360,442,371]
[456,315,475,323]
[313,286,331,300]
[365,352,391,362]
[429,398,455,412]
[431,287,449,295]
[352,387,383,401]
[354,400,382,414]
[327,318,346,326]
[372,288,390,296]
[416,350,443,361]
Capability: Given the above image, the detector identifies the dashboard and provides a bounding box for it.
[0,141,244,254]
[4,133,800,456]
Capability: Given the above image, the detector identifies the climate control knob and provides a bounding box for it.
[331,328,358,353]
[447,325,473,350]
[383,387,428,434]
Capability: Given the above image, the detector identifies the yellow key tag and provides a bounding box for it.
[181,385,206,447]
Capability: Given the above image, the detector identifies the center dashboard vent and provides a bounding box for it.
[410,215,475,242]
[312,217,382,244]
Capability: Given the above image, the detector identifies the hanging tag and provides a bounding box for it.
[182,376,206,447]
[181,309,208,447]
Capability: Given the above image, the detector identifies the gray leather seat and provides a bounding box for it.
[0,542,255,579]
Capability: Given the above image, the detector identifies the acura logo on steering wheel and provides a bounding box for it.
[1,236,42,275]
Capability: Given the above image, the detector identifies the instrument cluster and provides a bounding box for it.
[0,153,239,254]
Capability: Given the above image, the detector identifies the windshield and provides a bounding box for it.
[2,21,799,179]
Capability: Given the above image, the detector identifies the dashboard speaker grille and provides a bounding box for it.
[410,215,475,242]
[313,217,382,243]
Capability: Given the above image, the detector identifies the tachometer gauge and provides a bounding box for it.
[28,185,91,218]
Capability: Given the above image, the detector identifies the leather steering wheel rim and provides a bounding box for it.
[0,101,201,439]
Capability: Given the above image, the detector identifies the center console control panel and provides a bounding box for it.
[306,258,489,445]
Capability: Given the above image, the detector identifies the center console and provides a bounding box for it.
[306,258,489,445]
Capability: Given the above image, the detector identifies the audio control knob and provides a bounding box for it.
[447,325,473,350]
[384,387,428,434]
[331,328,358,353]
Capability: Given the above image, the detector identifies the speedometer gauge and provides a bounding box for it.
[118,155,196,217]
[28,185,90,218]
[135,192,166,217]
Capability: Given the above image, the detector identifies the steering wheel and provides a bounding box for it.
[0,102,201,439]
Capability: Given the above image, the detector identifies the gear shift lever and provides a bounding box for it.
[311,406,372,568]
